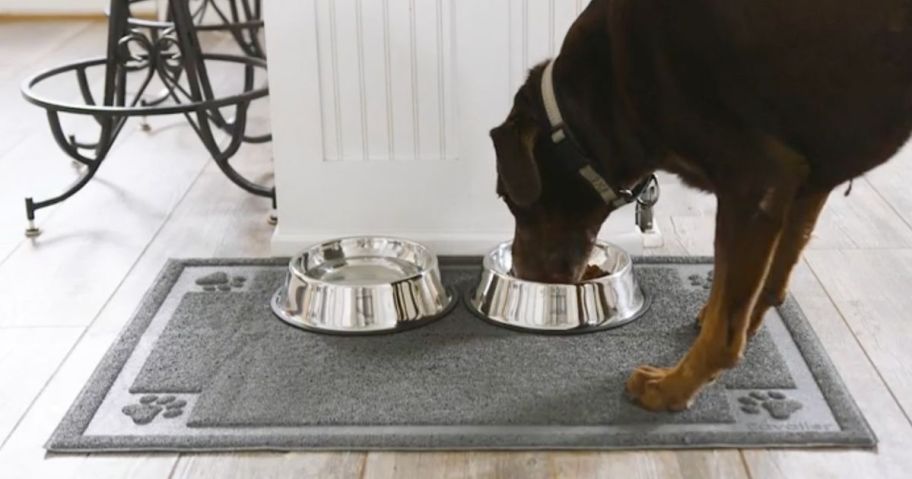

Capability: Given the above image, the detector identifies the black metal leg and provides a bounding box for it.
[171,0,274,200]
[25,199,40,237]
[24,161,106,237]
[20,0,274,236]
[20,0,128,236]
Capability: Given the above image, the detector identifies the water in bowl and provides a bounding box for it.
[307,256,422,286]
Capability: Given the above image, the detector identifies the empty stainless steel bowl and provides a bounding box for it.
[271,237,455,335]
[467,241,649,333]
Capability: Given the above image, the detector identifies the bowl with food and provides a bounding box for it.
[467,241,649,334]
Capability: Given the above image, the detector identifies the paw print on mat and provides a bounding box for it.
[122,395,188,425]
[688,270,713,290]
[738,391,803,420]
[195,272,246,292]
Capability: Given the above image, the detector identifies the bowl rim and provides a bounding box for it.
[483,240,634,287]
[287,236,441,288]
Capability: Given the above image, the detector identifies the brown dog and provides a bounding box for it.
[491,0,912,411]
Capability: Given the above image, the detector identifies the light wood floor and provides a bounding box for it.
[1,19,912,479]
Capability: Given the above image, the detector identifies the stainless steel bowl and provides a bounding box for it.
[271,237,455,335]
[467,241,649,333]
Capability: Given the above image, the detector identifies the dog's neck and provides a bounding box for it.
[542,19,657,192]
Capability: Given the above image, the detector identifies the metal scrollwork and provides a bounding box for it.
[20,0,274,237]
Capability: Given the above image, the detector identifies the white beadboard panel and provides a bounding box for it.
[387,0,418,161]
[314,0,343,161]
[268,0,651,254]
[315,0,456,162]
[360,0,393,161]
[322,0,366,161]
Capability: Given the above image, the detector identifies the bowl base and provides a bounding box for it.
[271,286,459,336]
[464,288,652,336]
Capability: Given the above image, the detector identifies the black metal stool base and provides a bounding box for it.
[20,0,273,236]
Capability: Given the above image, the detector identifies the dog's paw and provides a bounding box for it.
[738,391,802,420]
[122,395,188,425]
[196,272,246,292]
[626,365,694,412]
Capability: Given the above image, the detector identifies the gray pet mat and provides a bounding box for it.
[47,257,875,452]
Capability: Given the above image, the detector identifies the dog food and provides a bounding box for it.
[508,266,610,281]
[582,265,610,280]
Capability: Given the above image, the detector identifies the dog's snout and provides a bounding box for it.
[511,230,593,283]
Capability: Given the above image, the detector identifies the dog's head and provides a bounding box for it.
[491,63,619,284]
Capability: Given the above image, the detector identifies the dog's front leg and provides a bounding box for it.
[747,189,830,336]
[626,191,788,411]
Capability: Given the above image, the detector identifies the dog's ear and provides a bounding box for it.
[491,120,541,207]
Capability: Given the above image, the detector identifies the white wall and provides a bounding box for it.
[0,1,107,14]
[0,0,157,15]
[265,0,650,256]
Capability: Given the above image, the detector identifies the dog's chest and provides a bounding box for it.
[662,153,715,192]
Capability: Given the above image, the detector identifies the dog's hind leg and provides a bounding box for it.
[747,188,830,336]
[626,182,796,411]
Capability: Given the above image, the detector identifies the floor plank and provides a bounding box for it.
[864,142,912,231]
[362,452,556,479]
[0,20,97,158]
[666,179,912,256]
[0,21,107,259]
[0,115,210,329]
[669,216,716,256]
[170,453,365,479]
[0,327,82,445]
[0,156,275,478]
[740,260,912,479]
[0,20,97,95]
[644,216,690,257]
[65,454,179,479]
[0,330,125,478]
[804,249,912,420]
[809,180,912,250]
[0,20,105,154]
[651,173,717,218]
[549,451,749,479]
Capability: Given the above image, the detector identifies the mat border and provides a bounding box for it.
[46,257,877,453]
